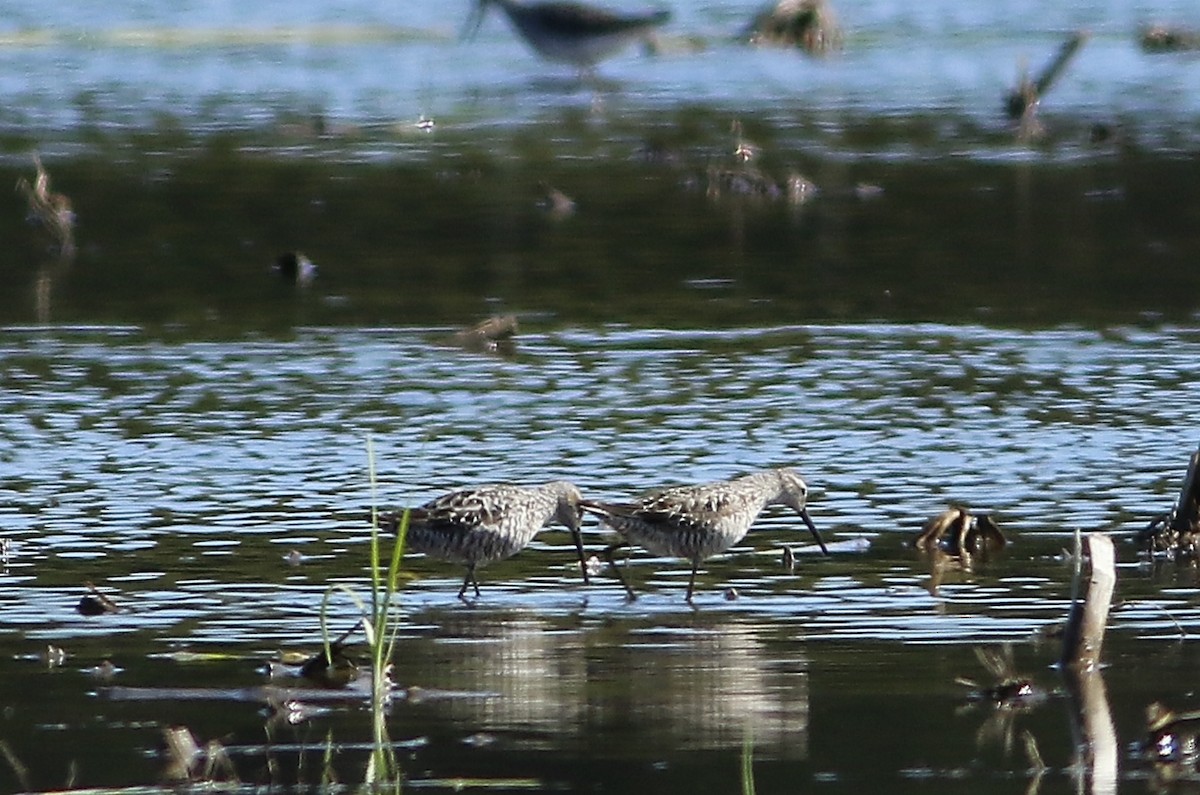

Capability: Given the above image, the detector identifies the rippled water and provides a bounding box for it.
[4,0,1200,790]
[3,0,1200,153]
[3,324,1199,791]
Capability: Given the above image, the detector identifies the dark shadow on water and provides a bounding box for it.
[2,110,1199,335]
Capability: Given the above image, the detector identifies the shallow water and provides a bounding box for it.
[3,0,1200,151]
[3,325,1200,792]
[3,0,1200,791]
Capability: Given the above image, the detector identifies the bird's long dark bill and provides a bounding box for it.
[571,526,590,584]
[801,509,829,555]
[461,0,486,42]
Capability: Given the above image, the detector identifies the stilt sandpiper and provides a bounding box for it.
[378,481,588,599]
[581,467,828,601]
[463,0,670,70]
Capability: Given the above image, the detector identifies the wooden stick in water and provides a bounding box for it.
[1059,532,1115,670]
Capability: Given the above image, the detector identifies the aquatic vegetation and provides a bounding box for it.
[161,725,237,785]
[1004,31,1089,141]
[450,314,519,355]
[743,0,843,55]
[1140,445,1200,559]
[14,153,75,259]
[1139,24,1200,53]
[75,582,122,616]
[741,728,757,795]
[957,645,1041,709]
[914,506,1006,556]
[274,251,318,286]
[1143,702,1200,768]
[956,645,1048,755]
[316,437,408,787]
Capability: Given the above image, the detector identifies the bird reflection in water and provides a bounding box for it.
[955,645,1048,758]
[400,609,809,758]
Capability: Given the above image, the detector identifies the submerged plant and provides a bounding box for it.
[317,435,408,790]
[741,726,757,795]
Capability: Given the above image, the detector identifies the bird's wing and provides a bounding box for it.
[418,487,507,530]
[640,489,731,532]
[541,3,668,34]
[584,489,726,533]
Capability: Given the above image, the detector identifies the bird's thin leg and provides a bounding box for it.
[571,526,590,586]
[457,565,477,601]
[603,541,636,600]
[685,560,699,602]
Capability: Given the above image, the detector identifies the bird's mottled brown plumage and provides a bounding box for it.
[581,468,827,601]
[378,481,587,599]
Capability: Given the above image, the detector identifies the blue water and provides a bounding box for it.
[3,2,1200,790]
[1,323,1198,792]
[3,0,1199,149]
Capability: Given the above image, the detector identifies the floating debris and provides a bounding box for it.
[853,182,884,201]
[956,645,1047,756]
[1143,702,1200,767]
[787,172,818,204]
[15,153,75,257]
[700,122,818,205]
[88,659,120,680]
[161,726,201,781]
[76,582,121,616]
[705,165,818,205]
[743,0,843,55]
[274,251,317,286]
[450,314,519,354]
[265,695,331,726]
[1140,24,1200,53]
[914,506,1006,555]
[957,646,1041,709]
[161,726,238,784]
[1140,444,1200,559]
[1059,532,1115,671]
[296,641,361,689]
[462,732,498,748]
[537,183,576,220]
[584,554,605,579]
[731,120,758,163]
[1004,30,1090,139]
[42,645,67,668]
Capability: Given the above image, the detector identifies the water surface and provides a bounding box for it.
[2,326,1199,791]
[3,0,1200,791]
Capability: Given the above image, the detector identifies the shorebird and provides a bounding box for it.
[377,481,589,599]
[581,467,828,601]
[15,153,75,256]
[463,0,671,71]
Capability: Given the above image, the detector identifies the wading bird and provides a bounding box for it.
[582,467,827,601]
[378,481,589,599]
